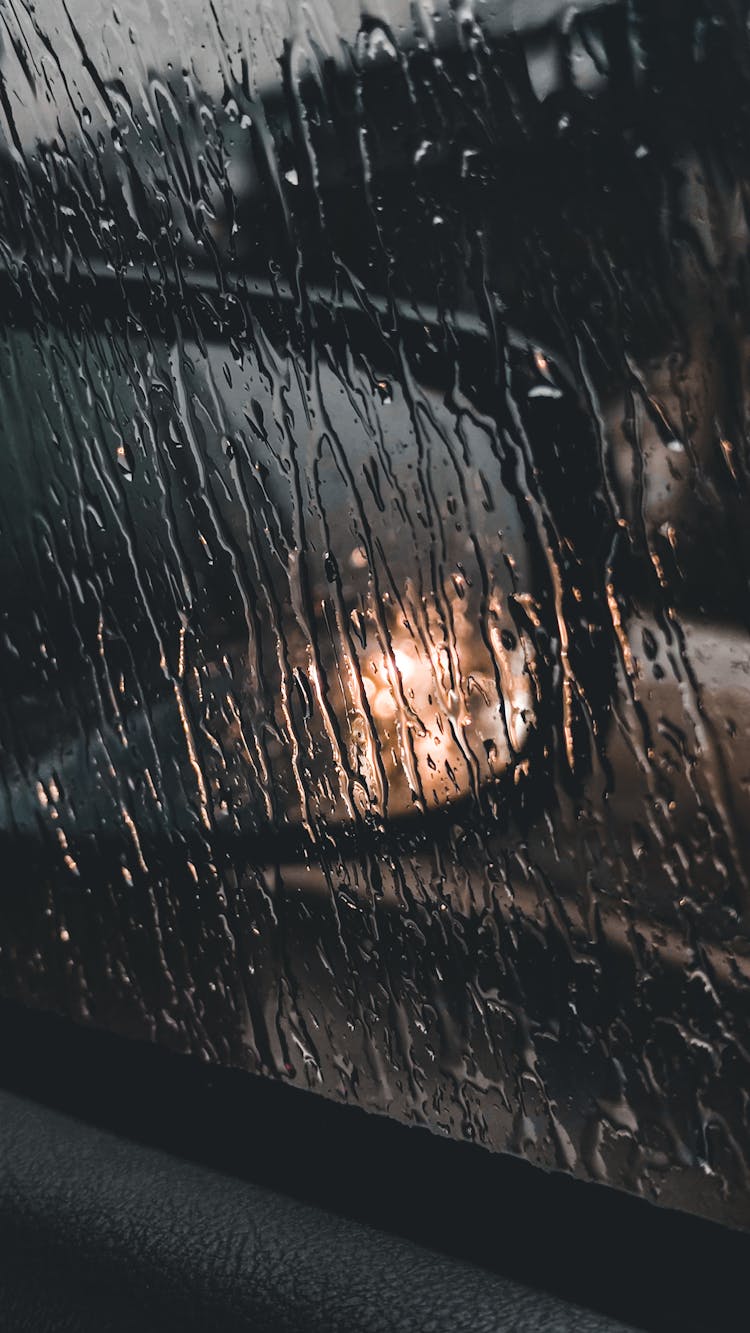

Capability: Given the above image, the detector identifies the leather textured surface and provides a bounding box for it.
[0,1089,635,1332]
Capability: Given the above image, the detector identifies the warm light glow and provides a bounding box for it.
[346,594,536,818]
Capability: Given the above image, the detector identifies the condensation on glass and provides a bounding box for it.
[0,0,748,1226]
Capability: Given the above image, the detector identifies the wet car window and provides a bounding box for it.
[1,0,749,1228]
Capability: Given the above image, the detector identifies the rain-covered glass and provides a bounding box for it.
[0,0,749,1226]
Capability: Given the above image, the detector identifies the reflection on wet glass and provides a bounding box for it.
[0,0,749,1227]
